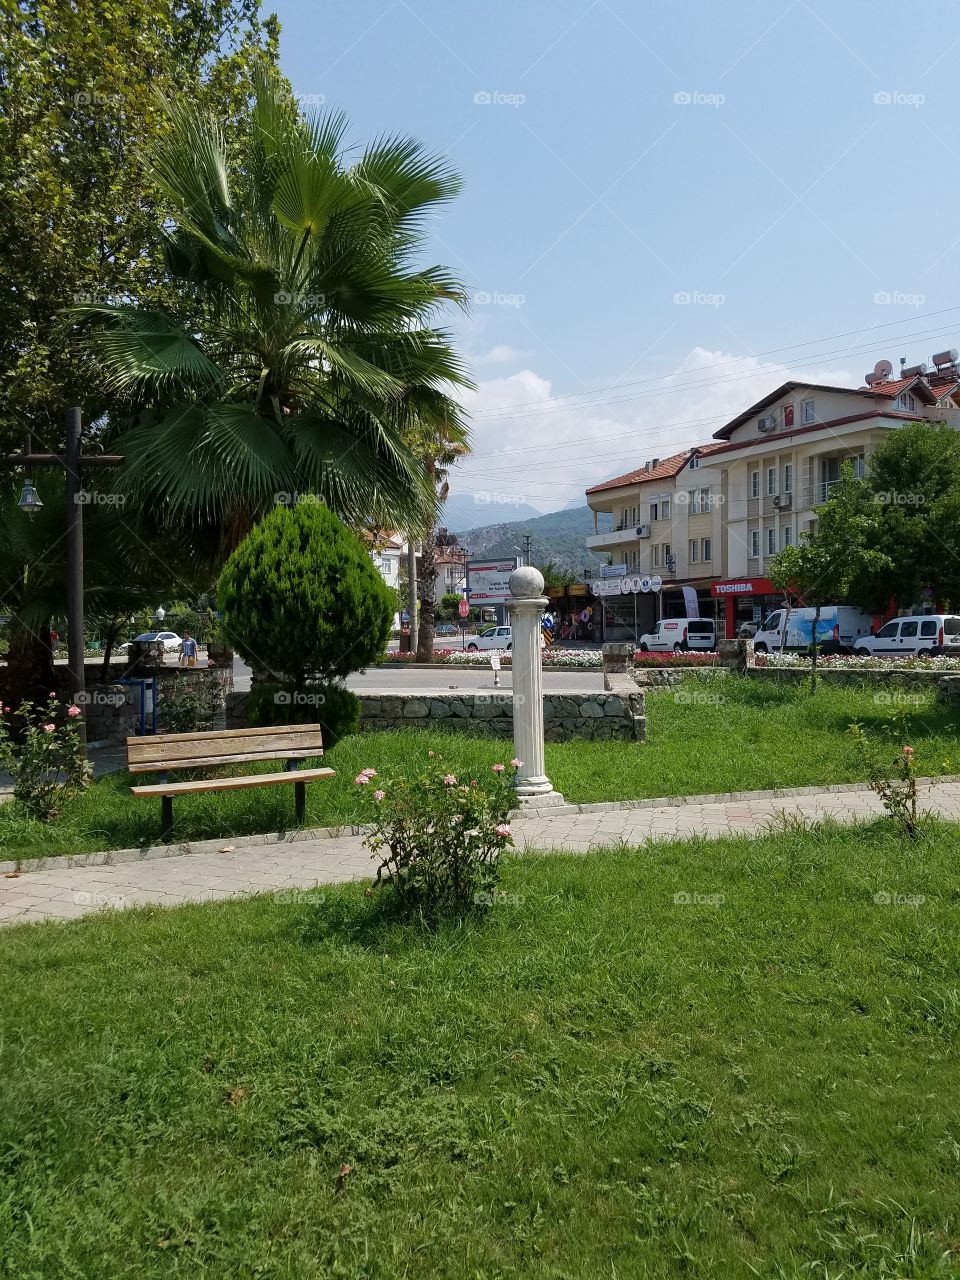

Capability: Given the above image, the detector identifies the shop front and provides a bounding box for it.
[711,577,782,639]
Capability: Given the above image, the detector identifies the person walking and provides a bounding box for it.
[179,631,199,668]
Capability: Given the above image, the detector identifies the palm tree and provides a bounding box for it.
[413,417,470,663]
[67,73,472,544]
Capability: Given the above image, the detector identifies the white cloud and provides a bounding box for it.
[451,347,858,514]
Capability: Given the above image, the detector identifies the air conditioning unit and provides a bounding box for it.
[636,524,651,539]
[757,415,777,433]
[773,494,792,510]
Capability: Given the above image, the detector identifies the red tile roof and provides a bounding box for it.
[585,448,696,495]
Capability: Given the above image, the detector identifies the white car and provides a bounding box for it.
[853,614,960,659]
[466,625,513,652]
[638,618,716,653]
[128,630,183,652]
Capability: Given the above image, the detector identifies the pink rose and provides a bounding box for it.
[43,723,55,733]
[495,824,511,837]
[509,758,523,769]
[443,774,457,786]
[373,789,385,801]
[903,745,914,755]
[67,705,81,718]
[491,763,505,773]
[355,773,370,785]
[48,692,55,699]
[428,750,434,757]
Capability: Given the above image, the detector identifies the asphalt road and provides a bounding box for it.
[230,657,602,693]
[346,666,603,693]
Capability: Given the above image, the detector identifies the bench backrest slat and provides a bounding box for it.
[127,723,324,773]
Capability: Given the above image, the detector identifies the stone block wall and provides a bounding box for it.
[359,690,646,741]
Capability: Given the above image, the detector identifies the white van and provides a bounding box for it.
[752,606,873,654]
[638,618,716,653]
[854,614,960,659]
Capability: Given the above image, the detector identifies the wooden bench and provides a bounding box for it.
[127,724,335,841]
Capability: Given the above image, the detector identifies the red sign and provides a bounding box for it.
[710,578,774,598]
[458,599,470,618]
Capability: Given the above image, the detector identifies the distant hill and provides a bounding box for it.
[443,493,542,532]
[454,505,612,576]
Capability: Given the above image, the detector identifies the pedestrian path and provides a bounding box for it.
[3,780,959,927]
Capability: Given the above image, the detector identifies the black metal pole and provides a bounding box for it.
[65,406,86,749]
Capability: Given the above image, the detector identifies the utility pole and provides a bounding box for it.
[521,533,532,566]
[65,407,86,747]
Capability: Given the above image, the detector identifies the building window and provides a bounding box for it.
[663,543,672,566]
[750,529,760,558]
[688,488,700,514]
[689,455,700,470]
[783,463,793,493]
[896,391,917,412]
[688,539,698,564]
[699,486,711,511]
[701,537,712,562]
[767,467,777,496]
[782,525,793,548]
[766,527,776,555]
[649,500,659,522]
[783,404,795,427]
[852,453,865,478]
[661,496,671,520]
[652,544,659,568]
[801,398,816,424]
[621,507,628,528]
[751,470,760,499]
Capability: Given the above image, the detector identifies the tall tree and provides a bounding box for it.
[414,419,470,664]
[69,74,472,542]
[0,0,281,451]
[769,469,890,691]
[858,421,960,613]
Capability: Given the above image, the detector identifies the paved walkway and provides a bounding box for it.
[3,780,959,927]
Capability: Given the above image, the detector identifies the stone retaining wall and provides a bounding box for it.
[358,690,646,741]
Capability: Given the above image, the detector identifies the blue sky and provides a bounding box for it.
[274,0,960,512]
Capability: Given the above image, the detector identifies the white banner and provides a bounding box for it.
[681,584,700,618]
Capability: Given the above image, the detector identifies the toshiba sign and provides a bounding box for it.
[710,578,774,598]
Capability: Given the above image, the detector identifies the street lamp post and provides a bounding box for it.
[6,407,124,753]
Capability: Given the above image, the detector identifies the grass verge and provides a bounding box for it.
[1,820,958,1276]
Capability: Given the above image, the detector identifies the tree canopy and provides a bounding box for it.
[69,72,472,542]
[0,0,282,451]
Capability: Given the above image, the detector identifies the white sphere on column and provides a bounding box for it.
[509,565,545,598]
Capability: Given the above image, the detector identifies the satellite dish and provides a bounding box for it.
[864,372,879,386]
[875,359,893,379]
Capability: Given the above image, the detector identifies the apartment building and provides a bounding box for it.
[585,349,960,639]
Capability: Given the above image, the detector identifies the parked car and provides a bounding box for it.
[737,621,759,639]
[638,618,716,653]
[752,606,872,655]
[124,630,183,652]
[466,625,513,651]
[435,623,459,637]
[854,614,960,659]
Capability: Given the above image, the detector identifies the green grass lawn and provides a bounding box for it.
[1,821,958,1277]
[2,675,958,860]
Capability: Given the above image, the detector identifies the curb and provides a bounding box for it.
[5,775,959,874]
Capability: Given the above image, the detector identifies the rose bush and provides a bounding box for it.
[357,754,520,922]
[0,695,91,821]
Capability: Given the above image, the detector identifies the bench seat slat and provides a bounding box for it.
[127,729,323,768]
[128,749,323,773]
[131,767,335,798]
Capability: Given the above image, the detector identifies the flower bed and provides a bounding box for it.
[631,652,720,667]
[759,652,960,671]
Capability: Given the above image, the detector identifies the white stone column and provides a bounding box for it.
[506,566,565,808]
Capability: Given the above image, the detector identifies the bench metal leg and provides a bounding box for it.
[161,796,174,843]
[294,780,306,827]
